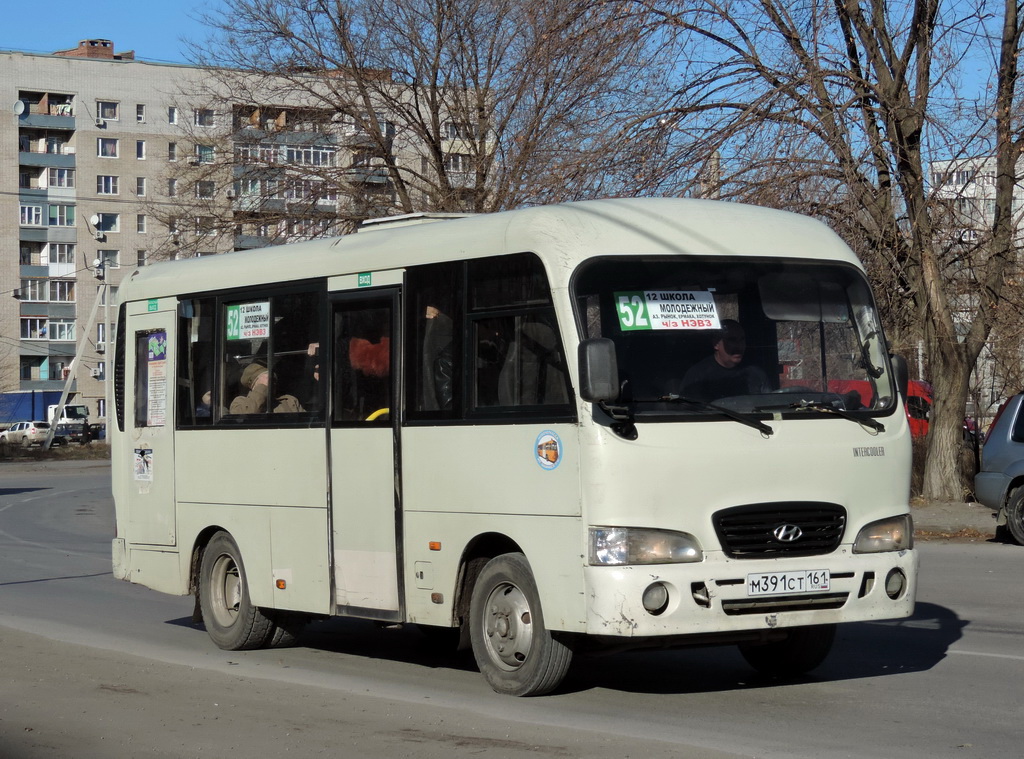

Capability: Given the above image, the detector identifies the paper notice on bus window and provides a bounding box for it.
[226,301,271,340]
[146,331,167,427]
[614,291,721,331]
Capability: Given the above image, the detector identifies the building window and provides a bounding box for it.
[20,279,47,302]
[20,205,43,226]
[97,286,117,306]
[444,122,479,139]
[167,178,178,197]
[444,153,473,173]
[98,138,118,158]
[20,244,43,265]
[49,280,76,302]
[48,204,75,227]
[168,106,178,124]
[49,320,76,341]
[20,357,46,381]
[195,144,215,164]
[136,140,146,159]
[136,177,146,196]
[137,214,147,233]
[97,101,119,121]
[137,250,148,266]
[49,243,75,264]
[195,180,215,199]
[98,250,120,269]
[168,142,178,161]
[98,398,106,418]
[194,108,215,127]
[48,168,75,188]
[287,145,336,166]
[195,216,217,235]
[136,104,146,123]
[96,213,119,233]
[21,318,47,339]
[97,175,119,195]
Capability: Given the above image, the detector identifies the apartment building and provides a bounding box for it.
[2,39,435,424]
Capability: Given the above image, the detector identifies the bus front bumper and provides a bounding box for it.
[582,546,918,638]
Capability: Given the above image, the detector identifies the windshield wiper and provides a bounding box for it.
[652,394,774,436]
[754,399,885,432]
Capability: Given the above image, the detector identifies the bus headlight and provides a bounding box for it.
[853,515,914,553]
[589,527,703,565]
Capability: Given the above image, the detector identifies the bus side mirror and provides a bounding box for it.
[578,338,620,403]
[890,354,909,402]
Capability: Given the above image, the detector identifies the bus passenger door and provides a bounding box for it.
[123,305,176,546]
[329,289,402,620]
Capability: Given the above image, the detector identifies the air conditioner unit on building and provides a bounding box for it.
[90,367,103,378]
[95,343,105,354]
[226,189,236,199]
[95,118,105,128]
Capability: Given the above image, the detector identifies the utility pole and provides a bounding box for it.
[42,258,108,449]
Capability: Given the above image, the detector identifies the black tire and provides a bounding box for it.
[469,553,572,696]
[266,612,308,648]
[1005,490,1024,546]
[199,531,275,650]
[739,624,836,677]
[21,436,31,448]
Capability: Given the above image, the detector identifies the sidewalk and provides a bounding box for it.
[911,498,998,540]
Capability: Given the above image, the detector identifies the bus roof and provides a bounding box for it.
[118,198,861,303]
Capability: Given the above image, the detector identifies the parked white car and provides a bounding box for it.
[0,421,65,448]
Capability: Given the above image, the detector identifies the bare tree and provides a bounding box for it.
[167,0,662,240]
[630,0,1024,500]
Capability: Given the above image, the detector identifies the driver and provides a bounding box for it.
[679,319,769,402]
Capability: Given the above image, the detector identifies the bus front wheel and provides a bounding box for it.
[200,531,276,650]
[738,623,836,677]
[469,552,572,696]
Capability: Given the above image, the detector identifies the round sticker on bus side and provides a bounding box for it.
[535,430,562,470]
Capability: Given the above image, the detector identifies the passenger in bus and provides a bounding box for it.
[679,319,769,402]
[422,306,453,410]
[230,362,304,414]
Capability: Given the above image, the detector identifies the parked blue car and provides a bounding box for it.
[975,393,1024,544]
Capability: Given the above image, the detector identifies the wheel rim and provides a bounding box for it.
[481,581,534,671]
[209,553,242,629]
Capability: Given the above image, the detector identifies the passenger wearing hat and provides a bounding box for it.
[230,361,304,414]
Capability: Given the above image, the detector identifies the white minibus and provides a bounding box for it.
[112,198,917,695]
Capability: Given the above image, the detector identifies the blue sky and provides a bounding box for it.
[0,0,216,63]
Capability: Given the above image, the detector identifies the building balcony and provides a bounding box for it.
[19,150,76,169]
[234,234,275,250]
[348,166,390,185]
[19,112,76,130]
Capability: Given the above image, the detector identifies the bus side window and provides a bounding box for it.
[177,298,215,426]
[407,262,461,416]
[333,303,392,424]
[134,329,169,427]
[467,253,571,412]
[222,290,322,418]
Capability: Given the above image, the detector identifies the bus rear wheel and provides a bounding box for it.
[200,531,276,650]
[738,623,836,677]
[469,552,572,696]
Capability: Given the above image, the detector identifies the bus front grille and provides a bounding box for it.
[713,502,847,558]
[721,592,849,615]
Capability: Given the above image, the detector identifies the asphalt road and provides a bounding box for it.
[1,461,1021,758]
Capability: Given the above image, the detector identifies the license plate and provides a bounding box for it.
[746,569,830,597]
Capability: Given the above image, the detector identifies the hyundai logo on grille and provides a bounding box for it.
[773,524,804,542]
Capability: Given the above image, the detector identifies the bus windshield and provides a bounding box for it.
[574,257,896,419]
